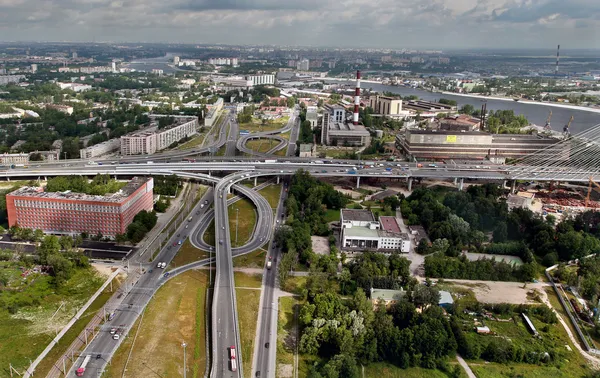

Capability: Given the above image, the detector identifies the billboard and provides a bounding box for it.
[445,135,457,143]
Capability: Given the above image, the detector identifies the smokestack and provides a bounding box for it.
[353,70,361,125]
[555,44,560,76]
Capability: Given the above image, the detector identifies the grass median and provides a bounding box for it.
[258,184,281,209]
[169,239,212,269]
[233,248,268,268]
[104,270,208,378]
[235,287,261,378]
[228,198,256,248]
[245,139,275,154]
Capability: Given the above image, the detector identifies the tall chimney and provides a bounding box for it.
[353,70,361,125]
[555,45,560,76]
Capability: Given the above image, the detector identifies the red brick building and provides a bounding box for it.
[6,177,154,237]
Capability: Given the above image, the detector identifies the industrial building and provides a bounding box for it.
[368,95,404,116]
[320,70,371,146]
[246,74,275,86]
[121,117,198,155]
[6,177,154,237]
[340,209,411,253]
[404,100,457,115]
[396,129,563,161]
[204,98,224,127]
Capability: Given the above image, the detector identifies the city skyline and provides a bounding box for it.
[0,0,599,49]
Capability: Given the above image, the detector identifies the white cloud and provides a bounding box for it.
[0,0,598,48]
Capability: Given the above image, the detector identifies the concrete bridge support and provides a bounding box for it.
[408,178,413,191]
[511,180,516,194]
[254,176,257,187]
[458,178,464,191]
[503,180,507,189]
[277,176,280,185]
[356,176,360,189]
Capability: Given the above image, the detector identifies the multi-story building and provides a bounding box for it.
[306,106,318,129]
[340,209,410,253]
[80,139,121,159]
[79,66,112,74]
[0,153,29,165]
[214,76,253,88]
[396,129,564,161]
[31,64,38,73]
[204,98,224,127]
[121,117,198,155]
[369,95,403,115]
[297,59,310,71]
[46,104,74,115]
[0,75,26,85]
[246,74,275,86]
[6,177,154,237]
[321,104,370,146]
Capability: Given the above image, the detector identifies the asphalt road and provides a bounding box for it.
[66,188,216,377]
[226,111,239,157]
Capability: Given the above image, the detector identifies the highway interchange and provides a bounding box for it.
[14,108,600,378]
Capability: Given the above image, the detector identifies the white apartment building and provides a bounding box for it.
[204,98,224,127]
[121,117,198,155]
[0,153,29,165]
[0,75,26,85]
[246,74,275,86]
[79,139,121,159]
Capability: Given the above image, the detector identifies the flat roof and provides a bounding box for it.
[407,129,487,136]
[342,209,375,222]
[380,216,401,234]
[8,177,151,204]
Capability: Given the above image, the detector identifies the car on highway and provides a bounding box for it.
[178,240,182,245]
[110,328,117,334]
[219,240,223,245]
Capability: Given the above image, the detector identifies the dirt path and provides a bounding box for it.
[539,288,600,369]
[456,354,477,378]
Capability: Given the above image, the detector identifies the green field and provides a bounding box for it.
[229,198,257,248]
[235,288,261,378]
[363,363,454,378]
[233,271,263,288]
[258,184,282,209]
[245,138,275,154]
[169,238,211,269]
[104,270,208,378]
[0,266,110,376]
[232,248,268,268]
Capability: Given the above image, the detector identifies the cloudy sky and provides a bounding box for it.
[0,0,599,49]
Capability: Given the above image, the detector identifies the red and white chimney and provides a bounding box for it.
[353,70,361,125]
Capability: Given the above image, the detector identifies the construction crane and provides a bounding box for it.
[544,110,552,130]
[563,115,574,136]
[585,177,600,208]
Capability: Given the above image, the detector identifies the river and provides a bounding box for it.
[354,82,600,134]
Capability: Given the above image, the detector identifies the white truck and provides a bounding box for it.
[76,355,92,376]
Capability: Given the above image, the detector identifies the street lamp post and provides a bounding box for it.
[235,208,239,246]
[182,342,187,378]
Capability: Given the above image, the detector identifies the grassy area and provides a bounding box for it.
[234,272,263,288]
[281,276,308,296]
[0,267,114,376]
[233,248,268,268]
[258,184,282,209]
[245,139,275,154]
[470,362,590,378]
[0,180,32,189]
[228,198,256,248]
[203,219,215,246]
[544,287,584,349]
[216,146,226,156]
[175,133,206,150]
[235,288,261,378]
[324,209,340,223]
[104,270,208,378]
[363,363,453,378]
[169,238,212,269]
[239,116,289,133]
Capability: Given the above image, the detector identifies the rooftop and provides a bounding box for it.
[439,290,454,305]
[380,216,401,234]
[8,177,151,204]
[342,209,375,222]
[299,143,313,152]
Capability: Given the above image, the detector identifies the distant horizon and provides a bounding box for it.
[0,40,599,55]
